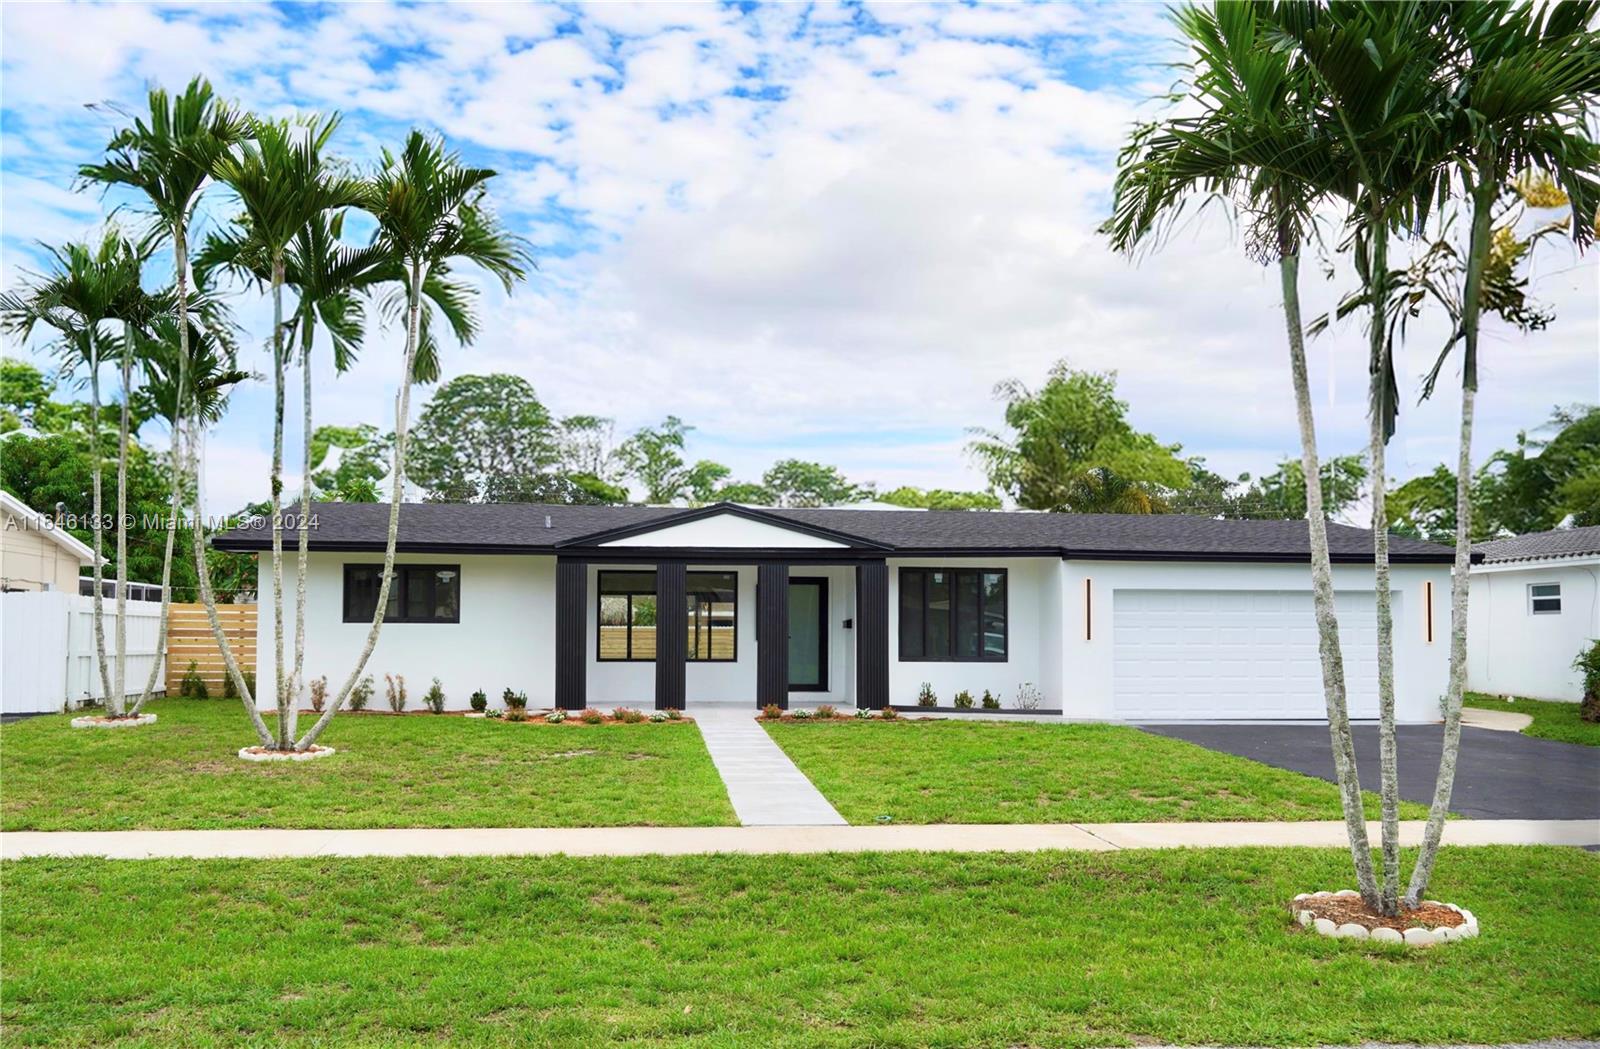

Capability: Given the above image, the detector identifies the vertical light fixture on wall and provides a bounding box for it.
[1084,578,1093,641]
[1424,579,1434,644]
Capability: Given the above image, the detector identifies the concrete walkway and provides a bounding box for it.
[693,706,846,826]
[1462,706,1535,733]
[3,818,1592,861]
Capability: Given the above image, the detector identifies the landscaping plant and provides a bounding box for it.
[791,708,813,720]
[469,690,488,713]
[545,710,567,724]
[880,707,898,720]
[815,704,836,719]
[1012,683,1041,711]
[580,709,603,725]
[423,678,445,715]
[1576,640,1600,724]
[384,674,407,714]
[612,707,644,724]
[953,690,974,710]
[916,682,936,707]
[180,661,208,700]
[761,704,783,720]
[347,675,374,712]
[981,689,1000,710]
[501,688,527,714]
[309,676,328,713]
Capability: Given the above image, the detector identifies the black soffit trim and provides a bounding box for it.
[552,501,895,551]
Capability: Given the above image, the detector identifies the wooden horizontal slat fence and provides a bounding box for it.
[166,602,256,695]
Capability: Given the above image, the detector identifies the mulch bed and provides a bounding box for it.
[1293,894,1466,932]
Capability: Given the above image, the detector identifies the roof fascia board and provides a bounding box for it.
[556,501,893,550]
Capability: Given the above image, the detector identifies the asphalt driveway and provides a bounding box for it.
[1141,723,1599,820]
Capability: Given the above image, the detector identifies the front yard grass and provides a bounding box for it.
[766,720,1431,824]
[1465,691,1600,747]
[0,699,736,830]
[2,846,1594,1047]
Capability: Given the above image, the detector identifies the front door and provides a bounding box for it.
[787,577,828,691]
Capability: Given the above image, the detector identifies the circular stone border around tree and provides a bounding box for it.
[1291,890,1478,945]
[71,713,158,729]
[238,745,337,762]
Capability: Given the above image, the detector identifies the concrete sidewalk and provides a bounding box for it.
[693,706,846,826]
[3,818,1593,861]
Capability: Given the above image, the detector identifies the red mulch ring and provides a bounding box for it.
[1293,894,1465,932]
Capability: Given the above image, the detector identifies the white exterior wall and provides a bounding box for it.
[1468,560,1598,701]
[887,557,1054,708]
[1056,560,1450,723]
[1,514,88,592]
[258,552,555,711]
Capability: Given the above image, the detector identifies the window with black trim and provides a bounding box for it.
[899,567,1006,661]
[598,570,657,661]
[343,564,460,623]
[1529,582,1562,615]
[687,571,737,661]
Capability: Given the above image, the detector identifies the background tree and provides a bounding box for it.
[618,415,692,503]
[879,486,1001,511]
[407,373,560,501]
[761,459,871,508]
[308,424,391,502]
[969,361,1190,512]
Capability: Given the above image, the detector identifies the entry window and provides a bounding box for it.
[1529,583,1562,615]
[343,564,460,623]
[687,571,737,662]
[598,570,657,661]
[899,567,1007,661]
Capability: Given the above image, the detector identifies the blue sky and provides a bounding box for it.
[3,1,1595,514]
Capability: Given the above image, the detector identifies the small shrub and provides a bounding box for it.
[649,711,669,723]
[981,689,1000,710]
[815,704,836,719]
[665,708,683,720]
[916,682,937,707]
[485,708,504,720]
[1576,640,1600,723]
[761,703,784,720]
[880,706,899,720]
[505,706,527,722]
[242,670,257,698]
[222,668,238,699]
[469,690,488,713]
[1012,682,1043,711]
[545,709,567,724]
[180,661,209,700]
[309,676,328,713]
[502,688,528,711]
[613,707,644,724]
[384,673,407,713]
[348,675,374,711]
[953,689,974,709]
[854,708,872,719]
[580,708,604,724]
[423,678,446,714]
[791,708,813,720]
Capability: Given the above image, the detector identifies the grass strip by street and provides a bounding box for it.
[1465,691,1600,746]
[0,700,736,831]
[765,720,1431,825]
[2,846,1594,1047]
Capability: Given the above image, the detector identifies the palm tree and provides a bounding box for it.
[295,130,530,751]
[0,232,144,715]
[1059,467,1168,514]
[1402,1,1600,906]
[79,76,246,717]
[126,310,251,715]
[198,211,475,741]
[1105,2,1384,907]
[210,113,365,749]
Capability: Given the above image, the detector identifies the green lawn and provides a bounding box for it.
[2,846,1594,1047]
[766,720,1431,824]
[1465,691,1600,746]
[0,700,736,830]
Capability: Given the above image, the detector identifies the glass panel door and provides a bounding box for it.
[787,578,827,691]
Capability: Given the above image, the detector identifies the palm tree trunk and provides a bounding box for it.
[269,256,288,749]
[1366,222,1401,916]
[1406,172,1493,906]
[87,332,115,711]
[132,414,182,714]
[1279,241,1380,904]
[290,317,315,744]
[296,260,424,750]
[113,323,132,717]
[174,225,272,746]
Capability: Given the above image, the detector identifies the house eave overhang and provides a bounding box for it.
[555,501,894,551]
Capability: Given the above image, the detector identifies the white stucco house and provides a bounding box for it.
[214,501,1454,722]
[1468,525,1599,702]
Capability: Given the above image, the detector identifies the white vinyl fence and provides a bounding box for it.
[0,591,165,714]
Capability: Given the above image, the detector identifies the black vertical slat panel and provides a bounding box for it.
[855,559,890,709]
[655,560,686,710]
[555,558,587,710]
[756,562,789,708]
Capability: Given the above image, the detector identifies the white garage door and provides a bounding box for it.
[1112,589,1385,720]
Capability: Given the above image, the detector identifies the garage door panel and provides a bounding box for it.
[1112,589,1387,720]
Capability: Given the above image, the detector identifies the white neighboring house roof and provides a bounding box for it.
[1472,524,1600,566]
[0,489,98,564]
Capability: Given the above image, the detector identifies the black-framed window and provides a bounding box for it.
[899,567,1006,661]
[598,570,658,661]
[343,564,460,623]
[687,571,737,662]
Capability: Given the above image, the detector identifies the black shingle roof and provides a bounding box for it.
[1474,525,1600,564]
[212,501,1458,563]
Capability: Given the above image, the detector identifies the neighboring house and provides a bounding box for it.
[1468,525,1600,702]
[0,489,94,593]
[213,502,1455,722]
